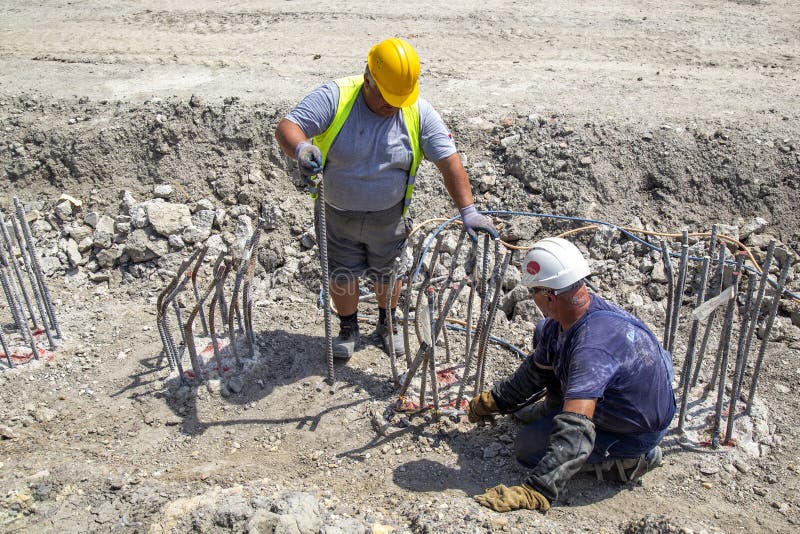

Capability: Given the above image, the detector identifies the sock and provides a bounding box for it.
[378,307,397,324]
[339,311,358,326]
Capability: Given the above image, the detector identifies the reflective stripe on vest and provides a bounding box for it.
[311,75,422,216]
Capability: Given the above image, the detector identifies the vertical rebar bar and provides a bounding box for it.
[477,247,510,393]
[745,255,792,415]
[677,256,710,433]
[725,274,756,444]
[9,217,52,344]
[692,242,727,388]
[735,240,775,395]
[711,252,745,448]
[13,198,61,339]
[242,227,262,360]
[191,252,209,337]
[0,329,13,368]
[668,231,690,355]
[426,287,439,415]
[0,213,38,330]
[208,261,229,375]
[316,178,335,391]
[402,234,426,368]
[385,264,399,385]
[660,240,674,350]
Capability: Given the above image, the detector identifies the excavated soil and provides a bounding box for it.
[0,1,799,533]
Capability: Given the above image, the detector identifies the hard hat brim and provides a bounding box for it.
[373,78,419,108]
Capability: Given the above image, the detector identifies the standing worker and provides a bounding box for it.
[467,237,675,513]
[276,37,497,361]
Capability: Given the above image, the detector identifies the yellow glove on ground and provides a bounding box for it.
[467,391,498,423]
[474,484,551,513]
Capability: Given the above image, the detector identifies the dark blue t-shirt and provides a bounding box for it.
[533,295,676,434]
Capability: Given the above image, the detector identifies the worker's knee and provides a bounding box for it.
[514,417,554,468]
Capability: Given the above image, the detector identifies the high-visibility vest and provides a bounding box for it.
[311,75,423,217]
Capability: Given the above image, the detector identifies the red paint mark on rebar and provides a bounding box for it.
[32,327,45,336]
[436,366,459,385]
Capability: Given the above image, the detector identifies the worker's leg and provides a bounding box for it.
[331,277,360,316]
[363,203,411,355]
[374,278,403,309]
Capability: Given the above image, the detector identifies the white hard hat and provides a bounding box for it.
[521,237,591,290]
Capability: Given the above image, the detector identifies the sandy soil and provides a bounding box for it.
[0,1,799,533]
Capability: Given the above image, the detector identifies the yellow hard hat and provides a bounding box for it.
[367,37,420,108]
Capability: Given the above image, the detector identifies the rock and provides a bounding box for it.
[183,209,215,244]
[168,234,185,250]
[226,375,245,395]
[0,425,18,439]
[741,217,769,240]
[699,465,719,476]
[66,224,93,242]
[483,442,503,459]
[205,234,227,260]
[733,459,750,473]
[63,238,81,267]
[84,211,100,228]
[39,256,62,276]
[500,134,520,148]
[119,190,137,215]
[502,264,521,290]
[125,229,168,262]
[146,202,192,236]
[30,406,58,423]
[96,245,123,268]
[716,223,739,241]
[153,184,174,199]
[213,494,253,528]
[57,193,82,209]
[650,262,668,283]
[92,215,116,249]
[53,200,73,220]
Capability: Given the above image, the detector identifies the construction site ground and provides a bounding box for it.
[1,1,799,533]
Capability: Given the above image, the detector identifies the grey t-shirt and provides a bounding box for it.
[285,81,457,211]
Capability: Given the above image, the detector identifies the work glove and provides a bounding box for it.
[474,483,550,513]
[294,142,323,184]
[467,391,498,423]
[460,204,498,242]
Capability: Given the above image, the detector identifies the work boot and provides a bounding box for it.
[333,321,359,361]
[376,317,405,357]
[580,445,663,483]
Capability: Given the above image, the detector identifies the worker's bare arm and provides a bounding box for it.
[563,398,597,419]
[275,118,309,160]
[434,152,475,210]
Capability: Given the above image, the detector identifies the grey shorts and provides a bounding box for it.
[316,200,411,284]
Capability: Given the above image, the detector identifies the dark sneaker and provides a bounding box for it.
[376,319,405,357]
[581,445,663,483]
[333,322,359,361]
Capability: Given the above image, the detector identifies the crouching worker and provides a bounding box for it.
[467,237,675,513]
